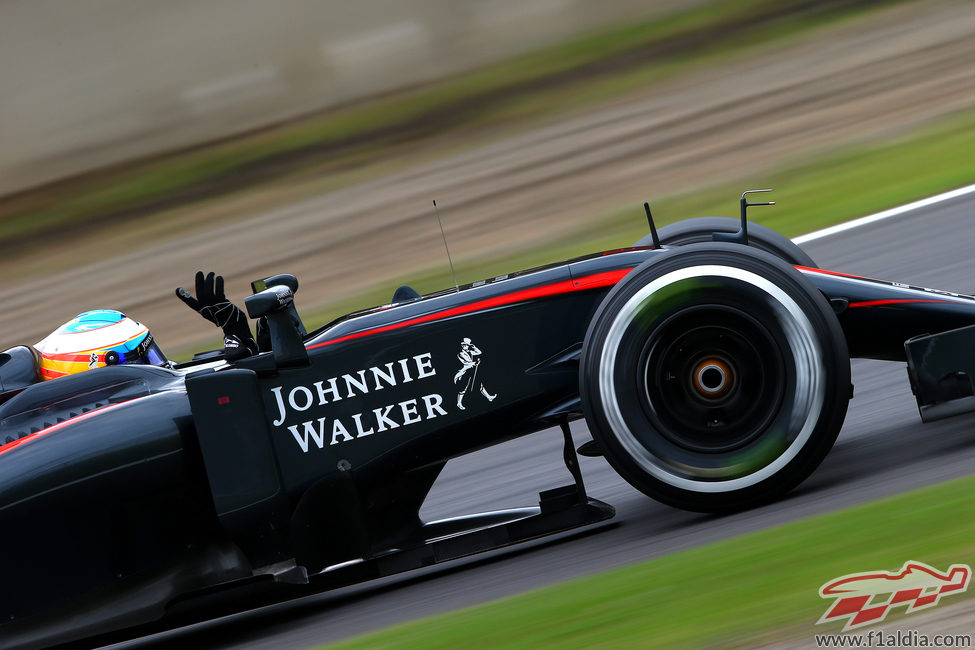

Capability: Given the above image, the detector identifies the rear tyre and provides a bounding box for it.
[580,243,848,512]
[636,216,816,267]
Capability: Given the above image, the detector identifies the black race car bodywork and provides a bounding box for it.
[3,209,975,648]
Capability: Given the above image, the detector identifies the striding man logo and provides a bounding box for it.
[453,338,496,410]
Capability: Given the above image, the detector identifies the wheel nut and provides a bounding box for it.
[692,358,733,398]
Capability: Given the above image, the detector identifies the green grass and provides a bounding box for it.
[327,473,975,649]
[622,111,975,240]
[0,0,907,250]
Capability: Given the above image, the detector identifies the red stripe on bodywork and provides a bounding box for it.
[0,401,130,458]
[307,268,631,351]
[848,299,955,308]
[794,265,867,280]
[570,269,631,290]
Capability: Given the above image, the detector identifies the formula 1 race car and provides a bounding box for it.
[3,192,975,648]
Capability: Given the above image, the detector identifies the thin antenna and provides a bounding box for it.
[643,202,661,248]
[433,200,459,292]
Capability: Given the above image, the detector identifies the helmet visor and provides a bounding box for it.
[145,341,168,366]
[117,340,168,367]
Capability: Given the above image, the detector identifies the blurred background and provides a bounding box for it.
[1,0,973,358]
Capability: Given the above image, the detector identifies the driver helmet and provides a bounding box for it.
[34,310,168,381]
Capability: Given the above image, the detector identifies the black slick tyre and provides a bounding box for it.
[580,243,849,512]
[636,216,817,268]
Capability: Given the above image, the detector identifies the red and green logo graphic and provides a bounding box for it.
[817,561,970,631]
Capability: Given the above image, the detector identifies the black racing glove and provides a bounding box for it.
[176,271,258,356]
[222,334,256,362]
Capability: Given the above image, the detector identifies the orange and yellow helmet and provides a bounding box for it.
[34,310,168,381]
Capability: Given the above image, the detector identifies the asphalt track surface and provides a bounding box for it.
[111,192,975,650]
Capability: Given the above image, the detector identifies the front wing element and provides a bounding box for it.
[906,324,975,422]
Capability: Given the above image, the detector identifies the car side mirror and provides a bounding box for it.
[245,286,309,368]
[252,274,306,336]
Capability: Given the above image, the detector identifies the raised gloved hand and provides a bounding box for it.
[222,334,256,362]
[176,271,257,357]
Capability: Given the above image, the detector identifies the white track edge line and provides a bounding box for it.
[792,183,975,245]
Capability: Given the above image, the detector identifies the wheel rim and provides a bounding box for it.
[597,264,825,492]
[637,306,786,453]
